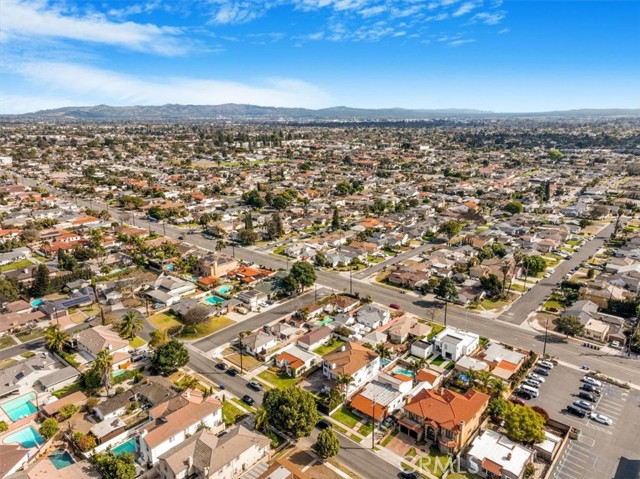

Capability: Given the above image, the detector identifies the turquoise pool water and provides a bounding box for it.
[393,368,415,378]
[113,369,127,377]
[4,426,44,448]
[31,299,44,307]
[216,284,233,295]
[1,392,37,421]
[49,450,75,469]
[112,438,138,455]
[204,295,224,305]
[319,316,334,326]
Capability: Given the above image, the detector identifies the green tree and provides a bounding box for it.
[314,251,327,268]
[254,406,269,433]
[313,428,340,459]
[118,312,143,340]
[289,261,317,292]
[522,255,547,276]
[30,263,51,297]
[487,398,508,419]
[238,228,259,246]
[90,449,136,479]
[262,386,318,439]
[151,339,189,375]
[0,421,7,432]
[266,212,284,239]
[504,403,546,443]
[438,220,463,240]
[281,274,299,295]
[554,315,584,336]
[58,404,79,420]
[0,276,20,302]
[434,277,459,301]
[548,148,564,161]
[504,201,524,214]
[44,324,70,354]
[480,273,503,297]
[149,329,168,349]
[83,368,102,389]
[39,418,59,439]
[94,349,113,394]
[331,207,341,231]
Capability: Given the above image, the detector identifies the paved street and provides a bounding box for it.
[499,222,614,325]
[352,241,436,279]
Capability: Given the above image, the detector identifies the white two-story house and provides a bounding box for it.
[432,327,480,362]
[322,342,380,397]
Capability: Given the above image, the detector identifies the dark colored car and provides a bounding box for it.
[399,471,419,479]
[514,389,534,400]
[242,395,255,406]
[567,404,587,418]
[215,362,228,371]
[316,419,332,430]
[581,384,601,395]
[533,368,550,376]
[247,381,263,391]
[389,303,401,310]
[226,368,239,377]
[578,392,596,402]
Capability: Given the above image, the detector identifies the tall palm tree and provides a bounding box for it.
[44,324,69,354]
[500,260,511,299]
[336,373,354,399]
[94,349,113,395]
[476,371,492,393]
[254,406,269,433]
[118,312,143,340]
[490,378,506,398]
[409,358,427,386]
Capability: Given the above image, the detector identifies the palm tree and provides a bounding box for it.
[94,350,113,395]
[336,373,354,399]
[490,378,506,398]
[500,260,511,299]
[118,312,143,340]
[44,324,69,354]
[254,406,269,433]
[215,240,225,252]
[409,358,427,386]
[476,371,492,393]
[375,343,391,361]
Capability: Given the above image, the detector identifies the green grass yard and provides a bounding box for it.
[0,336,17,350]
[0,259,34,272]
[148,312,181,332]
[258,370,299,389]
[331,405,361,429]
[222,401,244,426]
[177,316,234,339]
[312,339,345,356]
[128,336,146,348]
[52,380,85,399]
[15,328,44,342]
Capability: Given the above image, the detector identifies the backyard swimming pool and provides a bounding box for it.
[392,368,415,378]
[113,369,128,377]
[1,392,37,421]
[204,295,224,305]
[3,426,44,448]
[49,450,75,469]
[112,438,138,456]
[215,284,233,295]
[31,299,44,307]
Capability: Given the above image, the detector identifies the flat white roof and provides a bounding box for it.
[467,429,533,476]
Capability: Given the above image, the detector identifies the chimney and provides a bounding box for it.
[506,453,512,460]
[187,456,193,470]
[107,344,112,351]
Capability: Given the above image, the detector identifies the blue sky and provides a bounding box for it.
[1,0,638,113]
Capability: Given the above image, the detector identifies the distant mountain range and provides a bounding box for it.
[3,104,640,121]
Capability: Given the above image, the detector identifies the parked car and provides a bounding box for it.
[578,392,596,402]
[247,381,263,391]
[241,395,255,406]
[567,404,587,418]
[389,303,401,310]
[399,470,419,479]
[583,376,603,387]
[215,362,228,371]
[581,384,601,395]
[316,419,332,430]
[226,368,239,377]
[538,360,554,370]
[514,388,534,400]
[177,235,185,240]
[534,368,550,376]
[528,373,546,383]
[590,413,612,425]
[573,400,594,412]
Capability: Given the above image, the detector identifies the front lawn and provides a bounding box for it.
[416,446,453,478]
[479,298,510,310]
[331,405,360,429]
[129,336,146,348]
[16,328,45,343]
[357,421,374,437]
[258,370,299,389]
[0,358,18,370]
[0,335,17,351]
[222,401,244,426]
[431,356,446,366]
[312,339,345,356]
[148,312,181,332]
[543,300,564,311]
[177,316,234,339]
[0,259,34,272]
[52,380,85,398]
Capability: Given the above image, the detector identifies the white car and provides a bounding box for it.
[538,360,554,370]
[583,376,603,387]
[573,400,594,412]
[590,414,612,425]
[528,373,546,383]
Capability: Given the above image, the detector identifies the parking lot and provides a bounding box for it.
[522,364,640,479]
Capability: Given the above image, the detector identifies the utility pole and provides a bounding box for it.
[349,266,353,295]
[543,317,549,357]
[443,294,450,327]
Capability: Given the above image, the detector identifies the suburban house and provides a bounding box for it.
[274,345,320,377]
[560,300,611,343]
[355,304,391,329]
[0,353,58,398]
[296,326,333,352]
[432,328,480,361]
[479,343,527,381]
[398,387,490,453]
[241,331,279,357]
[410,340,434,359]
[94,376,177,421]
[74,325,131,370]
[196,253,239,278]
[157,425,270,479]
[329,295,360,314]
[139,390,224,466]
[146,274,198,307]
[465,429,534,479]
[349,372,414,421]
[37,366,80,393]
[322,342,380,397]
[386,316,432,344]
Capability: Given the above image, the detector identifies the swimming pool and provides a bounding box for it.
[112,438,138,456]
[204,295,224,305]
[113,369,128,377]
[49,450,75,469]
[1,392,37,421]
[31,299,44,307]
[393,368,415,378]
[3,426,45,448]
[319,316,334,326]
[215,284,233,295]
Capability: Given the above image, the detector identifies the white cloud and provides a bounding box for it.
[452,2,478,17]
[449,38,475,46]
[471,11,505,24]
[0,0,184,55]
[3,61,332,113]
